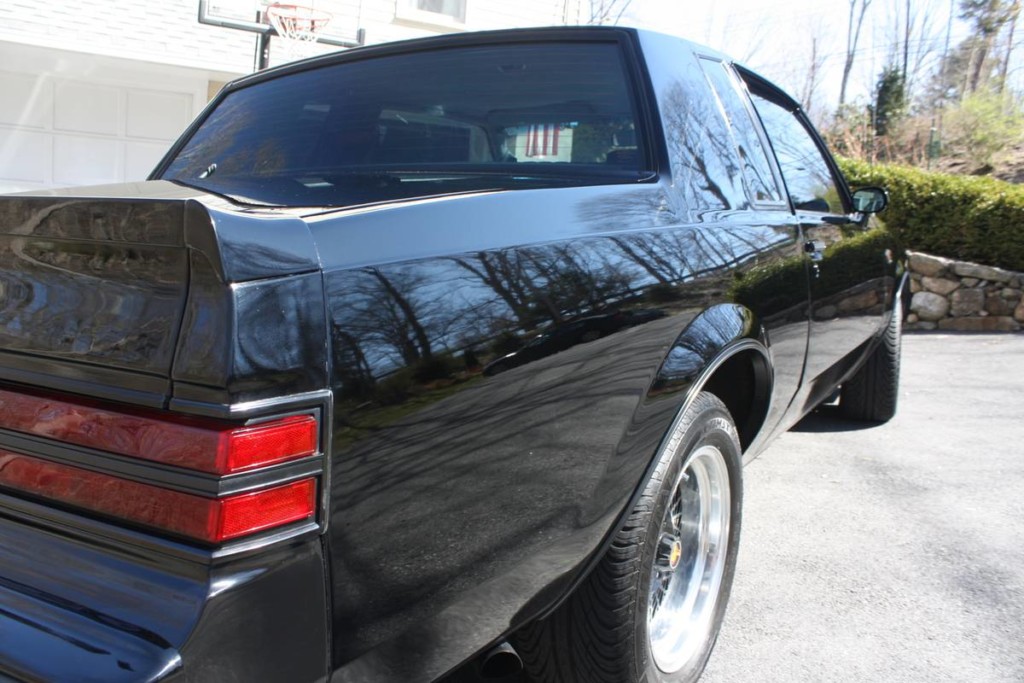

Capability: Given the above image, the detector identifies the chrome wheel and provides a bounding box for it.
[647,443,731,674]
[514,392,741,683]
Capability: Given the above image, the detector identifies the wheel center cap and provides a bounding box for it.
[668,540,682,570]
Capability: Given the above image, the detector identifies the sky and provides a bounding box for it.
[622,0,972,119]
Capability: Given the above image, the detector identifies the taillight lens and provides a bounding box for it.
[0,386,324,545]
[0,388,317,474]
[220,416,318,473]
[0,450,317,544]
[215,479,318,542]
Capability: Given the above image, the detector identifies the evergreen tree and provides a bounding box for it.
[873,65,907,136]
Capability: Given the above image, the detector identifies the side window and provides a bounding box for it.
[699,59,783,205]
[750,94,845,214]
[656,58,749,212]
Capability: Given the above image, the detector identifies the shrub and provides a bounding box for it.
[489,331,522,356]
[411,355,457,383]
[375,370,414,405]
[942,92,1024,167]
[646,282,681,303]
[839,158,1024,272]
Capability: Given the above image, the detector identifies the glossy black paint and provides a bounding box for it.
[0,26,898,683]
[0,194,187,400]
[314,191,801,683]
[0,511,201,681]
[0,181,330,409]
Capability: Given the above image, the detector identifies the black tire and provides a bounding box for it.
[516,392,743,683]
[839,308,901,422]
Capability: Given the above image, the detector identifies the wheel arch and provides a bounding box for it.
[646,304,774,454]
[529,304,774,622]
[700,341,772,452]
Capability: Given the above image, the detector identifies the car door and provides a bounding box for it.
[693,56,809,439]
[743,76,893,407]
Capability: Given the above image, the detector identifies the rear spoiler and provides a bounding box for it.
[0,181,328,411]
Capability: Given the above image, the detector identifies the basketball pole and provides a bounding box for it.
[254,7,270,71]
[256,32,271,70]
[196,0,365,72]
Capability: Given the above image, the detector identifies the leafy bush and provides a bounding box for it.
[646,282,681,303]
[840,158,1024,272]
[942,92,1024,166]
[411,355,457,383]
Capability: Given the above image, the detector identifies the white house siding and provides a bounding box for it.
[0,0,585,190]
[274,0,584,65]
[0,0,258,74]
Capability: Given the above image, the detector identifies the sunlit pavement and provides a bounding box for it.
[704,333,1024,682]
[442,333,1024,683]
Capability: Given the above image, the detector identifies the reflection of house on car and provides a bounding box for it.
[0,0,585,193]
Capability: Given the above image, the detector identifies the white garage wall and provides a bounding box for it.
[0,0,588,191]
[0,42,213,193]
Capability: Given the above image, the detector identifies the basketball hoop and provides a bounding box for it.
[265,3,332,61]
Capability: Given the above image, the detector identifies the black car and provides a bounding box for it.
[483,309,667,375]
[0,27,899,683]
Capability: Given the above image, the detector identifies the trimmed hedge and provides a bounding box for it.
[839,158,1024,272]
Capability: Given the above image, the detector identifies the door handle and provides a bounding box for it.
[804,240,825,261]
[821,214,857,226]
[798,215,858,230]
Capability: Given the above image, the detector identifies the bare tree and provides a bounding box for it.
[449,252,538,329]
[998,0,1021,92]
[840,0,874,105]
[800,34,828,115]
[904,0,913,77]
[586,0,633,25]
[961,0,1017,93]
[882,0,944,101]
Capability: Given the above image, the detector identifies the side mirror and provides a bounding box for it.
[852,187,888,214]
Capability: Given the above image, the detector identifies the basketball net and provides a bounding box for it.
[265,3,332,64]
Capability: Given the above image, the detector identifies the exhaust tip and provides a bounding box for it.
[479,641,523,679]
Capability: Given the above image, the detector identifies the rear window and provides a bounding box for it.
[160,41,647,207]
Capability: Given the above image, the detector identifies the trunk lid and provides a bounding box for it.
[0,180,324,408]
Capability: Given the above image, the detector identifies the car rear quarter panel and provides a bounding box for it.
[315,186,806,680]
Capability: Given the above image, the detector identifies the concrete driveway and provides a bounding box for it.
[704,333,1024,682]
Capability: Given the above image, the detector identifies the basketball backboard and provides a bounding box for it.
[198,0,363,48]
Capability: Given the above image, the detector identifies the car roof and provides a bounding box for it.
[226,25,730,91]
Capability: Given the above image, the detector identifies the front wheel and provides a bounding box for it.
[517,392,743,683]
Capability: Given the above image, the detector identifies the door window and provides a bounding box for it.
[699,59,783,206]
[750,94,845,214]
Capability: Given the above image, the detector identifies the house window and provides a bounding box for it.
[399,0,466,24]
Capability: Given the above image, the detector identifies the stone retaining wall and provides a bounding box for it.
[907,251,1024,332]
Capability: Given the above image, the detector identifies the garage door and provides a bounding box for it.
[0,48,211,194]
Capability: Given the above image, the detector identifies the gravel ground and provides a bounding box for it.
[703,333,1024,682]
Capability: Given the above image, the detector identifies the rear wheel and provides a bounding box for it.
[839,308,901,422]
[517,392,743,683]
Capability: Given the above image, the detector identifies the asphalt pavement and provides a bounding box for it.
[448,332,1024,683]
[703,333,1024,682]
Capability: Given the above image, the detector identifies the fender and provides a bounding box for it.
[533,303,772,620]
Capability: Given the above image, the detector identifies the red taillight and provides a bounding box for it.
[215,479,318,542]
[0,386,324,545]
[0,450,317,544]
[0,388,317,474]
[218,416,318,473]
